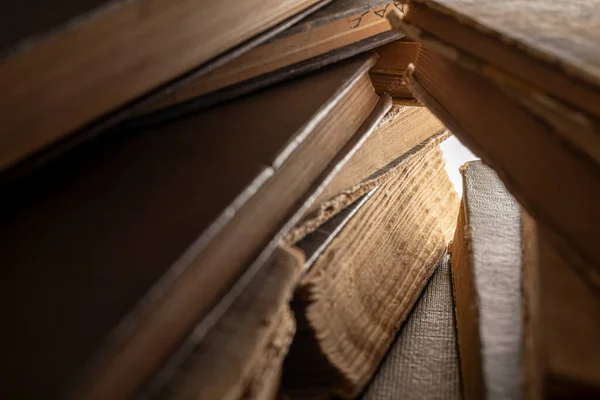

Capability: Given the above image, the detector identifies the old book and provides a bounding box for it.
[0,54,388,399]
[451,161,523,400]
[361,252,461,400]
[147,0,405,112]
[389,0,600,279]
[0,0,329,172]
[154,246,303,400]
[391,0,600,120]
[139,97,392,400]
[401,45,600,287]
[282,140,458,399]
[390,1,600,167]
[522,214,600,399]
[287,105,447,243]
[370,38,421,99]
[452,163,600,399]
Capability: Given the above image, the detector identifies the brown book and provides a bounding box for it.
[389,1,600,282]
[0,0,329,172]
[0,54,387,399]
[399,45,600,288]
[154,246,303,400]
[451,161,523,400]
[522,214,600,399]
[287,104,448,243]
[140,79,393,400]
[282,138,458,399]
[147,0,405,113]
[452,162,600,399]
[390,0,600,120]
[369,38,421,99]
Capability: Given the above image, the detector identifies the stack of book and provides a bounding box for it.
[1,0,598,399]
[389,0,600,398]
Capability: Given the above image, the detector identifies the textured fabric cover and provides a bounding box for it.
[361,253,461,400]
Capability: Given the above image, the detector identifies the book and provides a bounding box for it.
[286,105,448,243]
[0,0,329,172]
[154,246,303,400]
[361,252,461,400]
[390,0,600,167]
[281,138,458,399]
[138,98,393,400]
[146,0,405,113]
[522,214,600,399]
[370,38,421,100]
[391,0,600,120]
[451,161,523,400]
[400,45,600,288]
[389,0,600,281]
[0,54,389,399]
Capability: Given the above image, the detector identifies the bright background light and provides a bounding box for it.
[440,135,478,197]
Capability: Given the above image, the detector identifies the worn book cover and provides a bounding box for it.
[0,54,385,399]
[0,0,331,173]
[391,0,600,119]
[451,161,522,400]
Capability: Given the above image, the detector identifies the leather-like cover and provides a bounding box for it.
[0,54,380,399]
[393,0,600,121]
[0,0,332,185]
[123,30,403,130]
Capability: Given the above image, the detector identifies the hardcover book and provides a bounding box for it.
[0,54,388,399]
[451,161,522,400]
[0,0,329,172]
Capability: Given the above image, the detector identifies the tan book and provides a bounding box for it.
[0,54,389,399]
[287,104,447,243]
[451,161,523,400]
[370,39,421,99]
[522,214,600,399]
[0,0,328,172]
[282,139,458,399]
[400,45,600,288]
